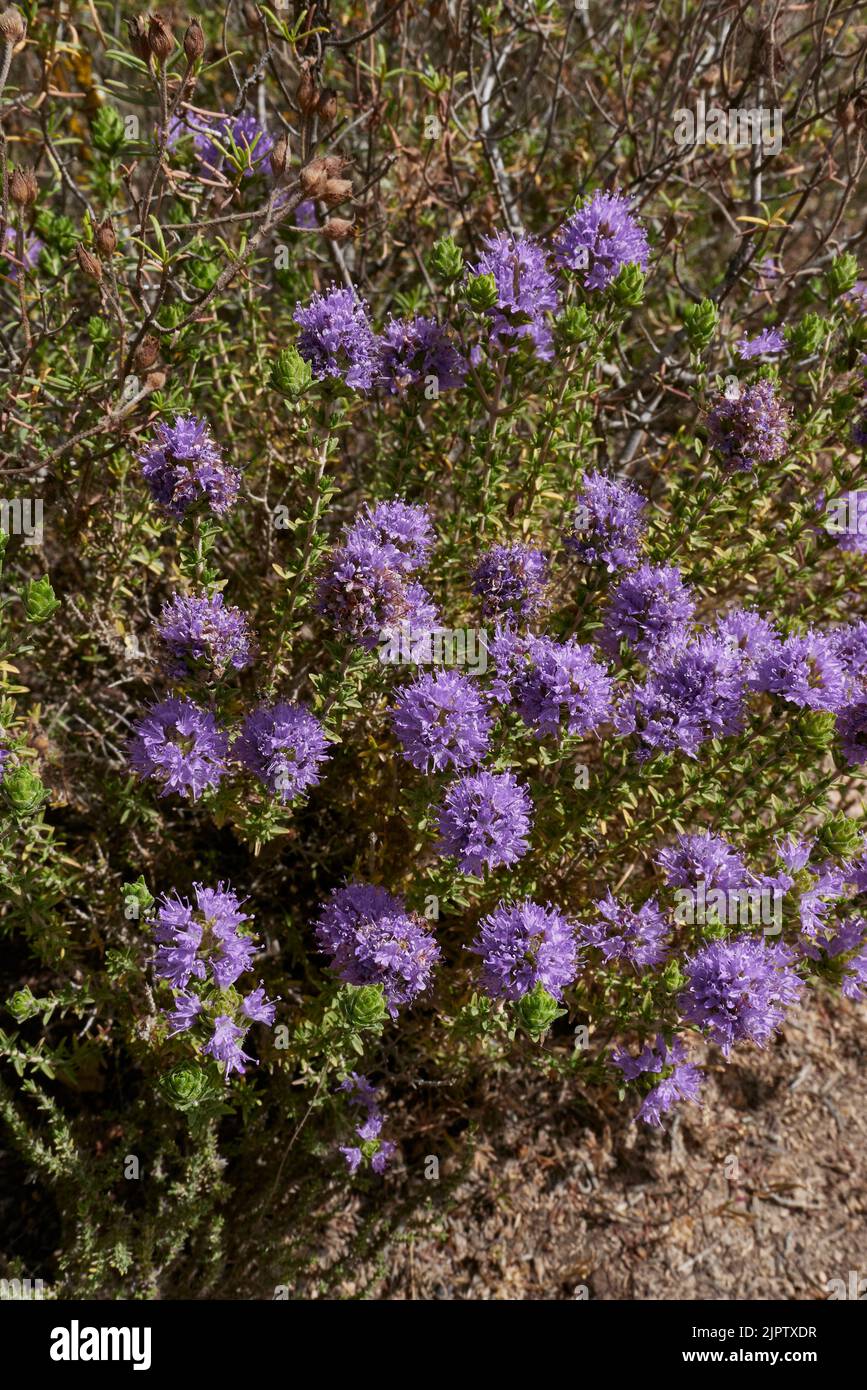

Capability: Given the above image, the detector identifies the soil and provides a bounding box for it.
[320,993,867,1300]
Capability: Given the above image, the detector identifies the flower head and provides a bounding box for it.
[129,697,228,799]
[469,232,559,360]
[736,327,786,359]
[152,882,253,993]
[513,635,614,739]
[138,414,240,518]
[679,937,803,1055]
[346,499,434,572]
[234,702,330,802]
[602,563,695,662]
[156,590,255,679]
[579,892,670,968]
[565,470,647,572]
[185,111,273,178]
[294,284,380,392]
[705,380,791,471]
[314,883,441,1015]
[753,630,846,711]
[553,189,650,291]
[391,669,492,773]
[657,831,752,892]
[2,224,42,279]
[713,607,780,671]
[437,769,533,875]
[317,536,438,651]
[379,316,467,394]
[611,1035,703,1127]
[616,632,747,760]
[471,898,578,1000]
[471,544,549,623]
[204,1015,254,1077]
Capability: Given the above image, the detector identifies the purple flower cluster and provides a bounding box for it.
[437,769,532,875]
[156,591,255,679]
[678,937,803,1055]
[616,632,747,760]
[512,635,614,739]
[338,1073,396,1176]
[736,327,785,360]
[294,285,381,392]
[234,702,330,802]
[564,470,647,572]
[553,189,650,291]
[714,607,780,670]
[579,892,670,969]
[346,498,434,572]
[151,882,276,1078]
[314,883,441,1015]
[705,380,791,471]
[189,112,273,178]
[317,533,437,652]
[379,315,467,394]
[469,232,559,360]
[602,563,695,662]
[657,831,752,893]
[391,670,491,773]
[294,287,464,396]
[138,415,241,518]
[471,544,549,623]
[471,898,579,1000]
[753,630,846,711]
[129,697,228,800]
[611,1034,704,1127]
[2,224,43,279]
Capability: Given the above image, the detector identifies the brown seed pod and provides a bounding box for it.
[322,217,354,242]
[299,158,329,197]
[296,61,318,115]
[147,14,174,62]
[75,243,103,282]
[126,14,150,61]
[134,336,160,371]
[183,17,204,64]
[270,134,290,179]
[9,165,37,208]
[94,217,117,257]
[0,5,26,46]
[322,155,350,177]
[321,177,353,207]
[317,87,338,124]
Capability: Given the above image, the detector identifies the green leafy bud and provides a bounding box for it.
[514,983,565,1040]
[337,983,388,1032]
[159,1063,216,1112]
[682,297,718,351]
[91,106,127,157]
[558,303,593,344]
[662,959,684,993]
[465,272,499,313]
[609,262,645,308]
[3,764,46,816]
[87,315,112,345]
[824,252,859,302]
[815,812,862,861]
[271,346,313,399]
[7,986,39,1022]
[24,575,60,623]
[0,528,8,561]
[123,875,155,921]
[787,313,827,359]
[430,235,464,283]
[795,709,836,751]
